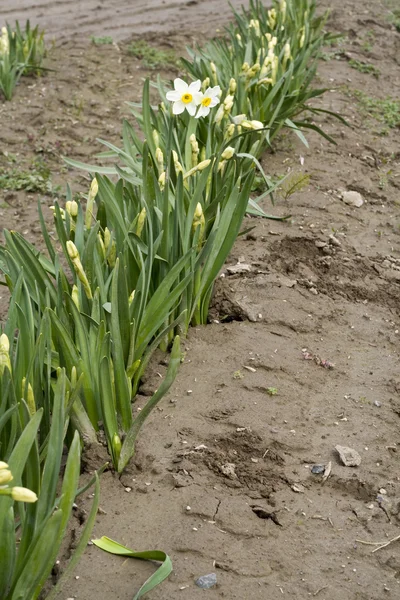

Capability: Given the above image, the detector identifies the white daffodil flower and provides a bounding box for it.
[166,78,202,116]
[195,85,221,119]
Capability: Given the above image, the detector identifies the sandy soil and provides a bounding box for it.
[1,0,400,599]
[2,0,245,40]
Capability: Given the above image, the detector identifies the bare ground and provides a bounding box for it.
[1,0,400,599]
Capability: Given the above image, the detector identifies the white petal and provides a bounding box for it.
[173,101,186,115]
[188,80,201,93]
[193,92,203,105]
[186,102,197,116]
[174,78,188,92]
[209,97,220,108]
[211,85,221,97]
[166,90,181,101]
[196,105,210,119]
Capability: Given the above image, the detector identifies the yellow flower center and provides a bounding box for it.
[201,97,212,107]
[181,93,193,104]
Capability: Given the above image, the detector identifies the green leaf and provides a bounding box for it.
[92,537,172,600]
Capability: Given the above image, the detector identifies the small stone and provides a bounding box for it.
[125,487,132,492]
[315,240,327,248]
[335,445,361,467]
[342,191,364,208]
[373,400,382,407]
[292,483,305,493]
[310,287,318,295]
[311,464,325,474]
[329,234,342,247]
[227,262,252,274]
[219,463,237,479]
[195,573,217,589]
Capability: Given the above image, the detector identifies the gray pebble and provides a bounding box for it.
[195,573,217,589]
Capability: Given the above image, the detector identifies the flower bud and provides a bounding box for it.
[66,241,93,300]
[202,77,210,92]
[0,469,13,485]
[225,123,235,140]
[85,178,98,229]
[197,159,211,172]
[0,461,9,470]
[104,227,111,251]
[22,377,36,416]
[210,61,217,84]
[152,129,160,148]
[158,171,166,190]
[66,200,78,218]
[214,104,225,125]
[0,333,11,376]
[11,486,38,503]
[97,233,106,260]
[190,133,199,167]
[107,240,116,268]
[71,284,80,309]
[229,78,237,94]
[129,290,136,305]
[221,146,235,160]
[112,434,122,461]
[233,114,247,125]
[155,147,164,174]
[136,207,146,238]
[192,202,205,247]
[268,8,277,29]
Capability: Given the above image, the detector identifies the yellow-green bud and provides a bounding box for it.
[71,284,80,309]
[214,104,225,125]
[97,233,106,260]
[242,119,264,131]
[0,333,11,376]
[107,240,116,268]
[197,159,212,172]
[0,461,9,470]
[241,62,250,73]
[104,227,111,251]
[299,26,305,48]
[225,123,235,139]
[71,366,78,388]
[192,202,205,247]
[249,19,260,36]
[129,290,135,305]
[158,171,166,190]
[155,147,164,174]
[183,159,212,181]
[210,61,217,84]
[229,78,237,94]
[223,94,234,113]
[11,486,38,503]
[66,241,93,300]
[0,469,13,485]
[202,77,210,92]
[85,178,98,229]
[112,434,122,461]
[268,8,277,29]
[190,133,199,167]
[136,207,146,238]
[221,146,235,160]
[66,200,78,218]
[152,129,160,148]
[233,114,247,125]
[22,377,36,416]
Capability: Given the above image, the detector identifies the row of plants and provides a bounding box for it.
[0,1,340,598]
[0,21,46,100]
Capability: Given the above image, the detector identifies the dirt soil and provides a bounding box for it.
[1,0,400,599]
